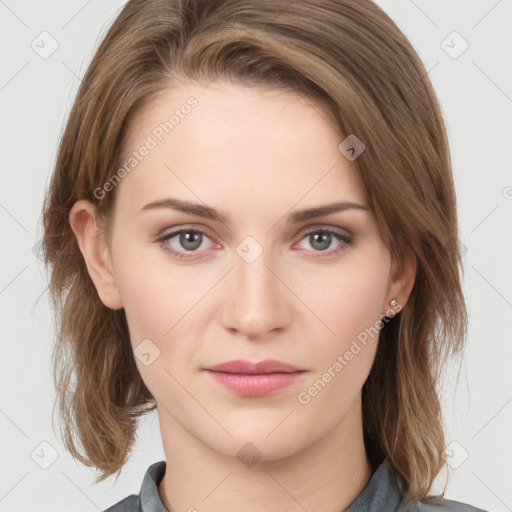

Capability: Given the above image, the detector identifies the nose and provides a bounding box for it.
[220,247,293,340]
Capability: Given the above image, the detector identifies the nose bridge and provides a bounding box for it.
[236,245,276,295]
[221,239,291,338]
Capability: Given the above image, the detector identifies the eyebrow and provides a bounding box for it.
[140,197,370,224]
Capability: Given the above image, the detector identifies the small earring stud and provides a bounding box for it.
[390,298,398,308]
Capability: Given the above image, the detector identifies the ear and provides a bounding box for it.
[69,200,123,310]
[382,240,417,316]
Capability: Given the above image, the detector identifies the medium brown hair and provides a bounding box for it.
[41,0,467,500]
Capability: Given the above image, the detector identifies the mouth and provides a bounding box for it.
[202,359,307,397]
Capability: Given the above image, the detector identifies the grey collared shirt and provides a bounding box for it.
[103,459,488,512]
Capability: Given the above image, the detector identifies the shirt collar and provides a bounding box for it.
[139,461,167,512]
[345,459,402,511]
[137,458,402,512]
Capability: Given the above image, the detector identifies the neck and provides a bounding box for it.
[157,397,373,512]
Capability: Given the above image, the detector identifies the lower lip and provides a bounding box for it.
[204,370,305,397]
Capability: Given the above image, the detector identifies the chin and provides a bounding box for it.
[204,421,313,464]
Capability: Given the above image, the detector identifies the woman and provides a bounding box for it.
[41,0,488,510]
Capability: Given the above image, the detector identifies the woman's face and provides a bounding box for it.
[91,80,412,460]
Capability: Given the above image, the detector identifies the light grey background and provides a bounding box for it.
[1,0,511,510]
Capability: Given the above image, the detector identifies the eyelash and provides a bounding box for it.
[155,226,353,260]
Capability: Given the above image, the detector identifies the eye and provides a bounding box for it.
[294,228,353,258]
[156,228,217,259]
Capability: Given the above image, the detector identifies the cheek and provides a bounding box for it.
[314,250,389,334]
[110,230,184,340]
[112,257,196,404]
[111,238,205,390]
[302,246,391,383]
[114,261,164,342]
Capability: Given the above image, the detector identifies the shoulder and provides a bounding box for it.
[102,494,140,512]
[399,496,489,512]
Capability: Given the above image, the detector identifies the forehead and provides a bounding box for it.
[124,78,341,153]
[115,80,367,216]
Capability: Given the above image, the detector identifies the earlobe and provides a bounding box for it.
[69,200,123,310]
[384,242,417,315]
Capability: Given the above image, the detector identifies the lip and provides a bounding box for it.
[203,359,306,397]
[205,359,304,374]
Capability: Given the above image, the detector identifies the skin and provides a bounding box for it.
[70,79,416,512]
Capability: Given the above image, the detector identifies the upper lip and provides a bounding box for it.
[204,359,304,374]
